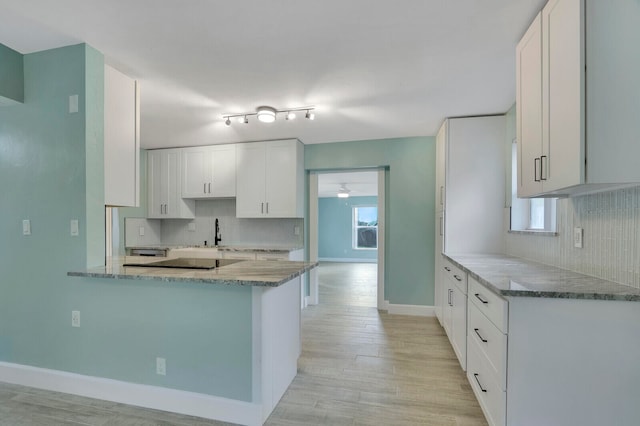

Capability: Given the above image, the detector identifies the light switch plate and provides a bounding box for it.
[574,227,583,248]
[69,95,78,113]
[22,219,31,236]
[70,219,79,236]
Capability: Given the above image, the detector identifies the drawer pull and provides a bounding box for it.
[444,266,451,272]
[473,373,488,393]
[474,293,489,304]
[453,274,462,282]
[473,328,488,343]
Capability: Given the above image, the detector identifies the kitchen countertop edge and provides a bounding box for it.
[68,261,318,288]
[444,254,640,302]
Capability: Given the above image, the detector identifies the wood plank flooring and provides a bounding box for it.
[0,262,486,425]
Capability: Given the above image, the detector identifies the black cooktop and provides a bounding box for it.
[123,258,243,270]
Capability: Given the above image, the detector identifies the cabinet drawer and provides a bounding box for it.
[469,276,508,333]
[443,258,467,294]
[468,302,507,390]
[467,338,506,426]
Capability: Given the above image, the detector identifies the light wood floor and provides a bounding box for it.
[0,262,486,425]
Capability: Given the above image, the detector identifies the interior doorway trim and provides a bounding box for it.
[308,168,386,310]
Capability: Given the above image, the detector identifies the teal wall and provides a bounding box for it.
[0,44,253,402]
[0,43,23,103]
[319,196,378,261]
[306,137,436,305]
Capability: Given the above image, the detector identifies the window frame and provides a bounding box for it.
[352,205,378,250]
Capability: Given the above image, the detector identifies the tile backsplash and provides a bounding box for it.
[125,199,303,249]
[505,186,640,289]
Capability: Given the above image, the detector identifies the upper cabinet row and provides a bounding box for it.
[516,0,640,198]
[147,139,304,219]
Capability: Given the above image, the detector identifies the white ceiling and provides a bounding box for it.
[0,0,546,149]
[318,171,378,198]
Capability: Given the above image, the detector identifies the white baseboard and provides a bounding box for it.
[0,361,262,426]
[318,257,377,263]
[383,301,435,317]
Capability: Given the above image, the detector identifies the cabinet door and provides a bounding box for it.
[147,150,164,218]
[210,145,236,197]
[542,0,584,191]
[164,149,183,217]
[435,122,446,212]
[434,220,444,325]
[264,141,297,217]
[182,146,210,198]
[451,284,467,370]
[516,12,543,197]
[443,284,453,337]
[236,143,266,217]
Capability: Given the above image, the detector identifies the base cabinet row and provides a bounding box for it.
[439,256,640,426]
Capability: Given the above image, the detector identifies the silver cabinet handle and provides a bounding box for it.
[266,202,269,214]
[261,202,264,214]
[444,266,451,272]
[473,373,487,392]
[534,157,541,182]
[474,328,488,343]
[204,183,206,194]
[453,274,462,282]
[439,216,443,236]
[208,182,211,193]
[540,155,547,181]
[448,289,453,306]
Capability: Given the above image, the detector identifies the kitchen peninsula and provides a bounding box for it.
[68,258,317,426]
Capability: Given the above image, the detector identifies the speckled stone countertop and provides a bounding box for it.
[68,257,317,287]
[445,254,640,302]
[127,245,303,253]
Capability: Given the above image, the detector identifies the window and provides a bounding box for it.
[353,206,378,249]
[510,141,557,232]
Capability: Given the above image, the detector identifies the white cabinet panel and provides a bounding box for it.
[147,149,195,219]
[182,144,236,198]
[517,0,640,197]
[236,139,303,218]
[104,65,139,207]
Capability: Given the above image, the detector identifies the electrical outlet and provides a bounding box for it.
[574,227,583,248]
[69,94,79,113]
[156,357,166,375]
[294,226,300,236]
[71,311,80,327]
[22,219,31,236]
[139,226,145,236]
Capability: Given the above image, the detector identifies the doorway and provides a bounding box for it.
[308,169,386,309]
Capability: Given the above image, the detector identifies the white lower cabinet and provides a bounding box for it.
[441,257,467,370]
[466,275,508,426]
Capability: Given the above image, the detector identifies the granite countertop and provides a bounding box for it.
[445,253,640,302]
[68,256,317,287]
[126,245,303,253]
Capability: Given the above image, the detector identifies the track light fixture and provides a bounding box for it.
[222,105,315,125]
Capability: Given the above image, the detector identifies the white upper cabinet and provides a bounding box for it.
[236,139,304,218]
[516,12,543,198]
[104,65,140,207]
[517,0,640,197]
[147,149,195,219]
[182,144,236,198]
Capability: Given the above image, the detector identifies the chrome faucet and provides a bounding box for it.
[214,218,222,246]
